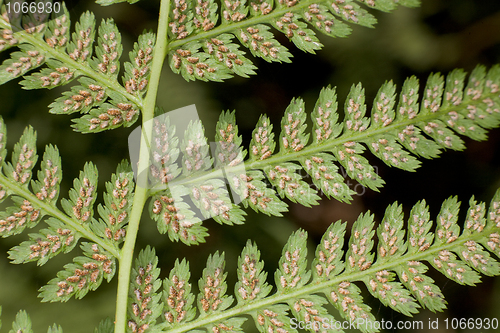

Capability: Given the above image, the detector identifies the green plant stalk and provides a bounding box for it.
[113,0,171,331]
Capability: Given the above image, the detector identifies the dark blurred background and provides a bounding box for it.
[1,0,500,332]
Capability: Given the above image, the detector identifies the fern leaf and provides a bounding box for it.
[122,32,155,97]
[90,18,122,78]
[0,119,128,250]
[204,34,257,78]
[236,242,296,333]
[60,162,98,223]
[197,252,232,314]
[94,318,114,333]
[127,246,162,333]
[237,24,293,63]
[0,307,64,333]
[93,160,135,246]
[145,65,500,243]
[44,4,71,51]
[181,120,212,175]
[0,21,19,52]
[149,186,209,245]
[151,188,500,333]
[148,115,247,243]
[20,60,76,90]
[326,280,376,333]
[181,117,246,225]
[249,114,275,161]
[163,259,196,327]
[213,110,248,211]
[49,77,107,115]
[235,241,272,303]
[230,170,289,216]
[276,230,310,291]
[484,190,500,257]
[39,242,116,302]
[170,40,233,82]
[73,93,141,132]
[67,11,95,63]
[0,127,42,237]
[0,0,425,128]
[276,231,340,333]
[166,0,420,82]
[8,217,80,265]
[367,82,421,171]
[47,324,64,333]
[0,118,133,301]
[197,251,247,332]
[3,125,38,188]
[365,205,419,316]
[0,45,46,84]
[393,76,441,159]
[9,310,33,333]
[0,3,148,132]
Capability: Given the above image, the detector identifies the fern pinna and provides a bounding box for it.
[135,190,500,333]
[0,0,420,131]
[0,0,150,132]
[0,0,500,332]
[145,65,500,245]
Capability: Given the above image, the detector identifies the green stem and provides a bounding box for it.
[113,0,171,332]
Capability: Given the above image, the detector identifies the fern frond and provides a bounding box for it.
[147,64,500,244]
[93,160,134,245]
[39,242,116,302]
[8,310,33,333]
[0,307,65,332]
[8,217,80,266]
[0,2,151,132]
[146,188,500,333]
[127,246,163,333]
[47,324,64,333]
[166,0,420,82]
[0,116,138,301]
[94,318,114,333]
[162,258,196,325]
[0,1,425,128]
[97,0,141,6]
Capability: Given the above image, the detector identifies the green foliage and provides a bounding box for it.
[146,65,500,245]
[0,0,423,133]
[0,0,499,332]
[131,190,500,333]
[38,242,116,302]
[0,2,147,133]
[94,318,114,333]
[127,246,162,333]
[8,310,32,333]
[166,0,421,81]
